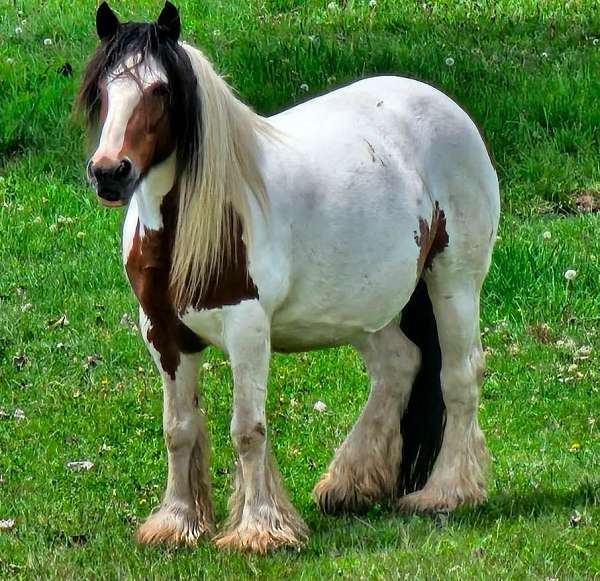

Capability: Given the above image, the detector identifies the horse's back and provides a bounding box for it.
[249,76,498,348]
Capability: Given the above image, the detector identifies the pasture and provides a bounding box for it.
[0,0,598,578]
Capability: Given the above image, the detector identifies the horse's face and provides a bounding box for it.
[84,1,182,208]
[88,58,175,207]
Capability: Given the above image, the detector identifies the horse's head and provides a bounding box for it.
[79,2,200,207]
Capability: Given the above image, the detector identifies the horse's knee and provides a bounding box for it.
[164,416,198,452]
[231,421,266,456]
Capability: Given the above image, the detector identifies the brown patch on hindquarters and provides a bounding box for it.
[125,188,258,378]
[414,201,449,275]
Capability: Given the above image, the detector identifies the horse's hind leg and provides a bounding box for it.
[399,274,489,512]
[314,323,420,514]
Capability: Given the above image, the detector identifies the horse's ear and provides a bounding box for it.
[96,2,119,41]
[157,1,181,42]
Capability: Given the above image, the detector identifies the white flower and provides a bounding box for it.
[33,216,42,224]
[593,38,599,46]
[541,51,548,58]
[445,57,455,67]
[300,83,309,92]
[43,38,53,46]
[14,26,23,35]
[327,1,338,10]
[564,269,577,281]
[6,57,14,64]
[13,409,26,420]
[21,303,32,312]
[76,231,85,239]
[313,400,327,413]
[202,362,213,371]
[542,230,551,240]
[0,519,15,530]
[369,0,377,7]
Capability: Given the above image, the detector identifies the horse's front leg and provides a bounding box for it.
[136,310,214,545]
[215,302,308,554]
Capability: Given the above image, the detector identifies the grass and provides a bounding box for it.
[0,0,599,578]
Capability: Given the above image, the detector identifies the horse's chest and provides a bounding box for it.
[124,221,260,355]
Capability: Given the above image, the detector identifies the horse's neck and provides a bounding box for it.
[135,154,177,233]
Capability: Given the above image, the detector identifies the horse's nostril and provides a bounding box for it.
[116,158,132,179]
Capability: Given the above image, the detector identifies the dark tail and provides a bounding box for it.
[397,278,446,496]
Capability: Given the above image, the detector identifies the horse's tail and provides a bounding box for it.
[396,278,446,496]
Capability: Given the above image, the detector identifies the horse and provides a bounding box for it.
[79,2,500,554]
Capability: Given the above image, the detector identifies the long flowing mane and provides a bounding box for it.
[174,44,273,308]
[79,23,273,308]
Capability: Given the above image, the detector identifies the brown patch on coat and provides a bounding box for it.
[119,82,175,174]
[125,188,258,378]
[414,202,449,275]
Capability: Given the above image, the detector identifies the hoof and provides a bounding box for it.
[313,472,375,515]
[215,520,307,554]
[136,504,213,546]
[397,485,487,513]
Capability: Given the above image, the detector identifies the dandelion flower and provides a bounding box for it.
[445,57,455,67]
[43,38,53,46]
[313,400,327,412]
[564,269,577,281]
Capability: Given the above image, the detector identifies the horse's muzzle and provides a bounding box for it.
[87,158,139,207]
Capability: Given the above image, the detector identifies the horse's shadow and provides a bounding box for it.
[306,481,598,552]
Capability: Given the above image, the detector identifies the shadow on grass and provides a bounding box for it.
[301,479,598,555]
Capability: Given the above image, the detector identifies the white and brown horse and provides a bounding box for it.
[79,2,500,553]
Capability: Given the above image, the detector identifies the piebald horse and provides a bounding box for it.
[80,2,499,553]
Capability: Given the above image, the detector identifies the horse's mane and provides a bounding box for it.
[174,44,272,308]
[79,23,273,308]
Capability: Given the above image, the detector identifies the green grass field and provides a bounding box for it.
[0,0,599,578]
